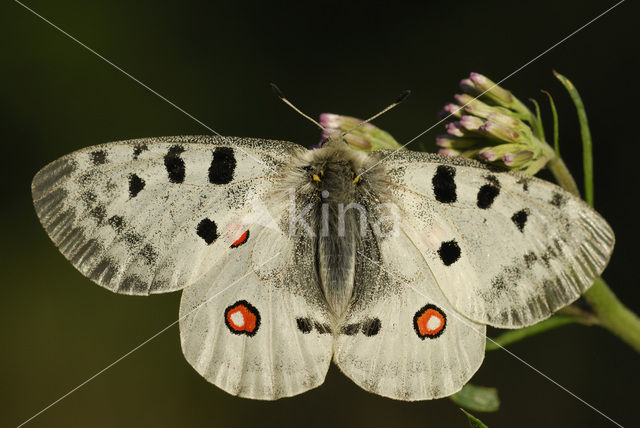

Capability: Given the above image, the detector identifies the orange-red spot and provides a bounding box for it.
[224,300,260,336]
[413,304,446,339]
[230,230,250,248]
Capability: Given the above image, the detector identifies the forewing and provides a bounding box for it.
[378,150,614,328]
[32,136,304,295]
[179,222,333,399]
[334,231,485,401]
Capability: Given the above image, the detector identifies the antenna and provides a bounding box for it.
[270,84,410,139]
[341,90,410,136]
[270,83,326,130]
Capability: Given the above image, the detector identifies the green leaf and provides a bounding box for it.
[450,383,500,412]
[528,97,545,140]
[460,409,490,428]
[553,70,594,206]
[541,90,560,157]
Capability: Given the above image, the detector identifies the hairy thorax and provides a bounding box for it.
[282,140,391,318]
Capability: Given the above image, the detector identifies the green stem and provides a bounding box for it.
[583,278,640,353]
[547,156,580,196]
[486,315,592,351]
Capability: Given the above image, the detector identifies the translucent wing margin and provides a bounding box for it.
[32,136,304,295]
[377,150,614,328]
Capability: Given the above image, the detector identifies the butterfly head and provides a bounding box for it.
[300,142,372,203]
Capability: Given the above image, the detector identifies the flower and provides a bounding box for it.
[317,113,402,151]
[436,73,555,175]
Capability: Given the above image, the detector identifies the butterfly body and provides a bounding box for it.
[286,139,391,318]
[32,136,614,400]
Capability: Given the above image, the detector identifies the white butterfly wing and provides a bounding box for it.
[31,136,304,295]
[179,219,334,399]
[378,151,614,328]
[333,231,486,401]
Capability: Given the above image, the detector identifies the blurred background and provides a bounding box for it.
[2,1,638,426]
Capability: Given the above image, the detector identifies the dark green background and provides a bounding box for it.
[2,1,638,427]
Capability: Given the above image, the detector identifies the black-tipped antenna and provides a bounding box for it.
[342,90,411,136]
[270,83,326,130]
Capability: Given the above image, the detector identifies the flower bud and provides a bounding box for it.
[459,78,481,96]
[463,73,532,116]
[318,113,401,151]
[459,115,485,132]
[439,73,558,175]
[478,144,527,162]
[480,121,524,144]
[436,135,485,149]
[446,121,466,137]
[486,112,521,129]
[503,150,534,167]
[439,103,463,119]
[469,73,514,105]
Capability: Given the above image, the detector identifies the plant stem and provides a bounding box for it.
[583,278,640,353]
[486,315,592,351]
[547,156,580,196]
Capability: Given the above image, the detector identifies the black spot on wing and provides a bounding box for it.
[132,143,148,160]
[340,323,360,335]
[208,147,236,184]
[477,184,500,209]
[488,264,524,297]
[485,174,499,186]
[90,150,108,165]
[128,173,145,198]
[540,244,558,267]
[139,243,157,265]
[296,317,313,333]
[80,190,97,207]
[432,165,457,203]
[108,215,125,233]
[164,145,186,183]
[90,204,106,224]
[196,218,218,245]
[438,240,461,266]
[511,209,530,232]
[123,231,142,249]
[314,322,333,334]
[516,176,530,192]
[523,251,538,268]
[361,318,381,337]
[550,192,567,207]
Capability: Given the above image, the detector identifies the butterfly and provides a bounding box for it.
[32,131,613,401]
